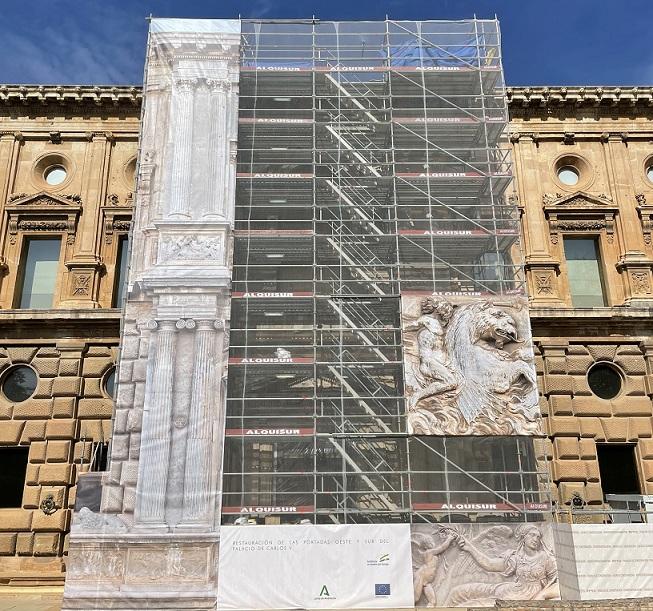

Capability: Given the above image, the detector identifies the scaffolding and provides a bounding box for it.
[224,19,547,525]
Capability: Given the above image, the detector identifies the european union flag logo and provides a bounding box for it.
[375,584,391,596]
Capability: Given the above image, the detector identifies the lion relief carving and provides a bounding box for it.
[402,296,541,436]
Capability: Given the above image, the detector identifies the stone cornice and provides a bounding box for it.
[0,85,142,109]
[507,86,653,109]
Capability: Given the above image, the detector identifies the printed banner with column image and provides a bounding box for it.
[401,294,541,435]
[217,524,414,609]
[412,522,559,607]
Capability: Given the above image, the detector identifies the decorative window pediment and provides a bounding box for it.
[542,191,618,244]
[5,191,82,245]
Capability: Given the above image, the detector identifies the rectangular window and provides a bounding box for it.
[0,446,29,508]
[113,236,129,307]
[563,237,606,307]
[597,443,640,496]
[16,238,62,308]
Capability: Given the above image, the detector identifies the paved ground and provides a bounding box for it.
[0,587,63,611]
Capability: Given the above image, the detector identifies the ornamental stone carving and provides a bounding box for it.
[158,235,223,262]
[535,273,554,294]
[631,271,651,294]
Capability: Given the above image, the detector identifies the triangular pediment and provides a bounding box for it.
[543,190,616,210]
[7,191,81,208]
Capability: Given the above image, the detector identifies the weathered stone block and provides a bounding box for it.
[122,485,136,513]
[129,433,141,460]
[614,355,647,375]
[120,336,140,360]
[81,357,112,377]
[52,396,76,419]
[22,485,40,509]
[31,508,70,532]
[100,484,124,513]
[67,485,76,509]
[131,360,147,382]
[120,460,138,486]
[544,356,567,375]
[38,463,72,486]
[16,532,34,555]
[629,417,653,439]
[579,417,603,439]
[579,438,597,459]
[548,416,580,436]
[33,533,60,556]
[58,358,80,376]
[587,345,617,362]
[0,509,32,531]
[51,376,81,397]
[31,357,60,377]
[21,420,47,442]
[46,440,71,463]
[566,354,593,375]
[600,417,629,442]
[13,399,53,419]
[612,395,652,416]
[0,420,24,443]
[73,441,92,463]
[25,463,39,485]
[102,419,112,440]
[0,533,17,555]
[77,398,113,419]
[549,394,573,415]
[642,458,653,482]
[33,378,55,400]
[110,434,129,461]
[640,438,653,459]
[552,459,587,482]
[559,481,586,504]
[79,419,103,441]
[45,419,77,439]
[554,437,579,459]
[82,377,103,398]
[118,361,133,383]
[7,347,38,363]
[543,375,573,394]
[572,395,611,416]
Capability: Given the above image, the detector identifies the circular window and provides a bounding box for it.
[104,368,116,398]
[44,165,67,186]
[558,166,580,186]
[2,366,38,402]
[587,363,623,399]
[646,165,653,183]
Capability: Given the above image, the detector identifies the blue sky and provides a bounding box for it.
[3,0,652,86]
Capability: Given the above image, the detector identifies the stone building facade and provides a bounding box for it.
[0,85,139,583]
[1,82,653,586]
[509,86,653,512]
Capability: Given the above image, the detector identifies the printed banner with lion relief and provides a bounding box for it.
[401,295,542,436]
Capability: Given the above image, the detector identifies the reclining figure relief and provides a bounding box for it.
[403,296,541,435]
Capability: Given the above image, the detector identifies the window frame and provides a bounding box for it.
[562,234,608,308]
[13,235,64,309]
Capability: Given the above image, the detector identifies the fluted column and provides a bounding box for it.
[205,80,228,217]
[180,319,219,525]
[168,79,195,217]
[134,319,178,525]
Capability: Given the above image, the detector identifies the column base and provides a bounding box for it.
[63,532,218,611]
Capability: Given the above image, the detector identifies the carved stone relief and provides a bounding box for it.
[402,296,540,436]
[158,235,223,262]
[412,523,559,607]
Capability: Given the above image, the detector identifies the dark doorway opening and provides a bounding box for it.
[0,446,29,507]
[597,443,640,495]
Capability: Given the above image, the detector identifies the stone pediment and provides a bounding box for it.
[7,191,81,208]
[542,190,617,212]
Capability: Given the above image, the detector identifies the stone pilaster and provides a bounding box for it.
[512,132,564,306]
[179,320,220,528]
[167,80,195,218]
[134,319,178,527]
